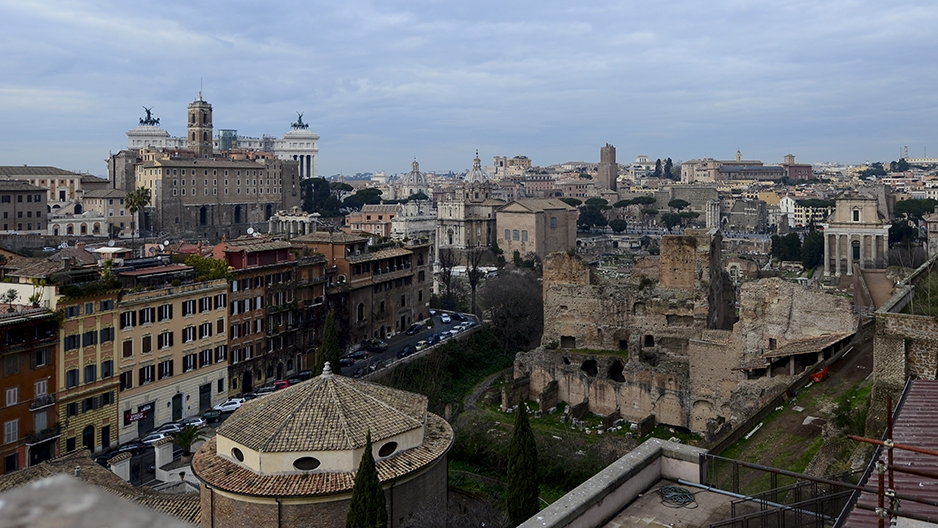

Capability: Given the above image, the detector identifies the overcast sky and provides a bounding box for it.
[1,1,936,177]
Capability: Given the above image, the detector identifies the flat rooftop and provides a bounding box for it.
[602,480,748,528]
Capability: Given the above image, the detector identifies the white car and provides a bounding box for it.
[440,313,451,324]
[214,398,246,413]
[141,431,172,445]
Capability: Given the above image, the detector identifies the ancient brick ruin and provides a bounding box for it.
[516,228,858,438]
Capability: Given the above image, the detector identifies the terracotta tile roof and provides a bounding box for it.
[346,247,412,264]
[193,413,453,497]
[217,370,427,452]
[83,189,127,199]
[292,231,367,244]
[0,450,200,525]
[760,333,853,358]
[223,240,293,253]
[0,166,83,177]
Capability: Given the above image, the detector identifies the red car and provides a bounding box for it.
[273,379,290,390]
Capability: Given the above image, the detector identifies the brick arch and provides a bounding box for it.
[618,382,654,422]
[529,367,554,396]
[557,373,588,406]
[690,399,716,433]
[588,379,617,416]
[654,393,685,429]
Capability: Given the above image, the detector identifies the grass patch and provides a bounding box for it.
[642,424,704,446]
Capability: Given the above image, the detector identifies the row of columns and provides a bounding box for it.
[823,232,888,276]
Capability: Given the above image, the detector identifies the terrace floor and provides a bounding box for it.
[602,480,748,528]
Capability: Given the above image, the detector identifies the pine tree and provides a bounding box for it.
[507,401,539,525]
[315,310,341,375]
[346,432,388,528]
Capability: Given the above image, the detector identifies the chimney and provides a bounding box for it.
[74,466,81,477]
[76,242,85,250]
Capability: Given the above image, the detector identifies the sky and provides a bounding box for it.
[1,1,937,178]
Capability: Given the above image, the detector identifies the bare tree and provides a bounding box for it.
[437,248,457,310]
[479,269,543,354]
[466,246,486,315]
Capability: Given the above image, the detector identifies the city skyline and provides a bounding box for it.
[1,0,936,177]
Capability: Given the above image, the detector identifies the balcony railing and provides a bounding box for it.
[25,424,61,446]
[29,394,55,411]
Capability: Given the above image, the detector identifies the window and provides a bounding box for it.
[505,229,511,241]
[122,340,133,358]
[100,327,115,343]
[217,319,225,334]
[82,397,97,412]
[35,411,47,432]
[67,403,78,417]
[513,229,520,240]
[182,300,196,316]
[217,378,224,393]
[183,354,196,372]
[158,360,173,380]
[4,419,18,444]
[157,331,174,349]
[66,369,79,388]
[522,230,528,242]
[101,391,114,406]
[853,209,860,222]
[64,334,80,351]
[139,307,155,325]
[119,371,132,391]
[101,360,113,378]
[65,305,80,318]
[157,303,172,321]
[214,293,227,309]
[83,364,96,384]
[215,345,227,363]
[139,365,154,385]
[550,217,557,229]
[141,335,152,354]
[85,302,94,315]
[120,311,136,329]
[199,296,212,313]
[31,348,49,369]
[4,387,17,407]
[82,330,97,348]
[34,380,47,397]
[199,322,212,339]
[183,326,196,343]
[199,349,211,367]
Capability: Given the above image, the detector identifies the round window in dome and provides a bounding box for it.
[231,448,244,462]
[378,441,398,458]
[293,457,321,471]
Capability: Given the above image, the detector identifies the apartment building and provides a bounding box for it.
[115,269,229,443]
[0,309,59,475]
[0,180,48,234]
[56,289,121,457]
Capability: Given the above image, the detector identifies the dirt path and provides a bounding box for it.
[463,368,510,411]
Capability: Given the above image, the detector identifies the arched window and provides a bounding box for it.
[234,205,242,223]
[82,425,95,451]
[199,206,208,226]
[357,303,364,321]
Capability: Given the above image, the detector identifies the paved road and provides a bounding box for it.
[340,311,475,377]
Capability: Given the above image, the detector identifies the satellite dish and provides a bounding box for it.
[163,240,170,246]
[107,240,115,247]
[247,227,255,235]
[148,247,156,254]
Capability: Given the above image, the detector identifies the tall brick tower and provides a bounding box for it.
[187,93,213,158]
[598,143,617,191]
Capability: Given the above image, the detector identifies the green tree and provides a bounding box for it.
[653,159,662,178]
[667,199,690,211]
[612,199,632,208]
[584,197,608,209]
[801,227,824,269]
[609,218,627,233]
[184,254,231,281]
[559,197,582,207]
[641,208,658,226]
[577,207,607,230]
[891,158,910,172]
[407,191,429,201]
[894,198,938,224]
[507,402,539,525]
[173,425,207,456]
[770,232,802,262]
[630,195,657,206]
[316,311,341,375]
[346,432,388,528]
[660,212,683,231]
[664,158,674,180]
[126,186,152,256]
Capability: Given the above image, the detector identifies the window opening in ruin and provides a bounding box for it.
[618,339,628,351]
[768,338,777,350]
[560,336,576,348]
[562,356,570,365]
[643,335,655,347]
[608,360,625,382]
[581,360,597,377]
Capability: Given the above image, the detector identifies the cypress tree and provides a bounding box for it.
[507,401,539,525]
[346,432,388,528]
[316,310,341,375]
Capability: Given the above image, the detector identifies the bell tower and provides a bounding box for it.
[187,93,213,158]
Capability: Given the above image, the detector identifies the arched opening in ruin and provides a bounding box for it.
[608,360,625,382]
[581,360,597,377]
[643,334,655,347]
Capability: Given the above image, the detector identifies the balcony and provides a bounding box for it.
[29,394,55,411]
[25,424,62,446]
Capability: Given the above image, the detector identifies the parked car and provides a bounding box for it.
[241,393,258,401]
[405,323,423,335]
[116,441,146,456]
[201,409,223,424]
[350,350,368,360]
[452,313,467,322]
[255,386,278,396]
[154,422,186,434]
[396,345,415,359]
[339,358,355,368]
[426,333,441,345]
[273,379,290,390]
[415,340,428,351]
[362,339,388,352]
[297,370,313,381]
[214,398,246,413]
[141,431,172,445]
[179,416,207,428]
[440,313,451,324]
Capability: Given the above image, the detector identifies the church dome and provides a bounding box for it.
[400,159,428,187]
[465,150,490,184]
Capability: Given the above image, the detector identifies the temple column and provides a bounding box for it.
[824,233,830,276]
[859,234,865,269]
[846,235,853,276]
[835,234,841,276]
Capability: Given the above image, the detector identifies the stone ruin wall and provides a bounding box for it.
[524,236,858,437]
